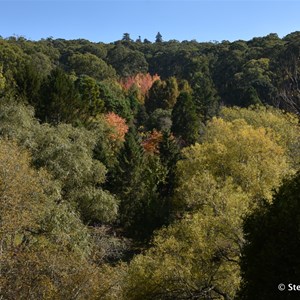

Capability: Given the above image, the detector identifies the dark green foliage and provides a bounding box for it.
[171,91,199,145]
[108,127,167,240]
[122,33,132,42]
[14,61,44,104]
[107,45,148,77]
[37,67,81,124]
[147,108,172,132]
[108,127,144,229]
[190,63,220,121]
[75,75,105,123]
[145,77,179,113]
[238,172,300,300]
[155,32,163,43]
[157,131,181,222]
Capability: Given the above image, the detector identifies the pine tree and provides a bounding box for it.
[171,91,199,145]
[155,32,163,43]
[122,33,132,42]
[108,126,144,230]
[38,68,80,124]
[157,132,181,223]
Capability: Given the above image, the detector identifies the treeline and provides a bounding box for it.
[0,32,299,299]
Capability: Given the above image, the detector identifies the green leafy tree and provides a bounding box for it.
[75,75,105,124]
[0,64,6,93]
[107,45,148,77]
[175,117,291,207]
[0,140,101,300]
[14,60,44,105]
[145,77,179,113]
[68,52,116,80]
[98,79,133,121]
[108,127,144,227]
[30,123,118,224]
[191,70,220,121]
[122,33,132,42]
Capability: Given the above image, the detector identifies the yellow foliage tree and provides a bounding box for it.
[0,140,112,299]
[220,105,300,169]
[123,111,296,299]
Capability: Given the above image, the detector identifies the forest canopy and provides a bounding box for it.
[0,32,299,299]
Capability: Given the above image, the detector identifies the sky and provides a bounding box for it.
[1,1,300,43]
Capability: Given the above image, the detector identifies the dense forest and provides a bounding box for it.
[0,31,299,299]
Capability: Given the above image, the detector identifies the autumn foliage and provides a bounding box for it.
[105,112,129,142]
[120,73,160,101]
[142,130,163,154]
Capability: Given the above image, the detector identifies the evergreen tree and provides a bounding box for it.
[191,71,220,121]
[108,127,144,229]
[158,131,181,198]
[155,32,163,43]
[171,91,199,145]
[238,172,300,300]
[122,33,132,42]
[157,132,181,223]
[109,126,167,240]
[37,67,80,124]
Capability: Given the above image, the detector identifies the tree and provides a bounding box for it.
[155,32,163,43]
[30,123,119,224]
[0,65,5,93]
[147,108,172,132]
[231,58,276,107]
[0,140,102,300]
[220,105,300,170]
[157,131,181,221]
[145,77,179,113]
[238,172,300,300]
[98,79,133,121]
[108,127,167,239]
[124,197,245,299]
[171,91,199,145]
[174,117,291,208]
[107,45,148,77]
[120,73,160,104]
[108,127,144,227]
[37,67,81,124]
[75,74,105,124]
[14,60,44,105]
[122,33,132,42]
[68,52,116,80]
[191,70,220,121]
[104,112,129,142]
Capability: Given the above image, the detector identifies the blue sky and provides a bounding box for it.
[1,1,300,43]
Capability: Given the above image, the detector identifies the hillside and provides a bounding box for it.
[0,32,299,299]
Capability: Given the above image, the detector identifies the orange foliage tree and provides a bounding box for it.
[142,130,163,154]
[120,73,160,103]
[104,112,129,142]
